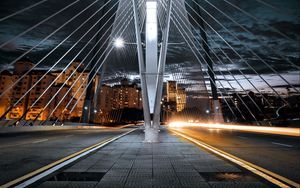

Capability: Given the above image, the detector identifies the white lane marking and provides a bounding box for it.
[11,129,136,188]
[0,133,79,148]
[238,136,248,139]
[32,139,48,144]
[271,142,293,148]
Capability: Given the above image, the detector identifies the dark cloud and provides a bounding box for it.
[0,0,299,93]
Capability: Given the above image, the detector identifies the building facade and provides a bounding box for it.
[94,79,142,123]
[0,70,13,118]
[0,59,99,122]
[165,80,186,112]
[52,61,100,119]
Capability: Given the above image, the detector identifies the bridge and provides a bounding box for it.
[0,0,299,187]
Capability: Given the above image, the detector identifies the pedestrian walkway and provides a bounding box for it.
[37,128,270,188]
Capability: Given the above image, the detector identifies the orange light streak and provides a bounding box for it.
[168,122,300,137]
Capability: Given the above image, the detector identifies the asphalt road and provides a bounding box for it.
[170,126,300,184]
[0,127,134,185]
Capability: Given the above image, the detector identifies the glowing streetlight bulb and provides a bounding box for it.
[114,38,124,48]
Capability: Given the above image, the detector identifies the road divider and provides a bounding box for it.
[1,128,136,188]
[170,128,300,188]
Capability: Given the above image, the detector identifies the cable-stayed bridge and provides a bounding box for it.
[0,0,299,187]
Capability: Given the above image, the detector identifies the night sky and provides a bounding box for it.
[0,0,299,94]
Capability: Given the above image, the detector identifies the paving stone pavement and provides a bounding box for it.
[37,128,272,188]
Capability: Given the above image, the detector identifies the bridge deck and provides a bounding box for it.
[37,128,270,188]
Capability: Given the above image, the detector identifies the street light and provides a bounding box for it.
[114,37,125,48]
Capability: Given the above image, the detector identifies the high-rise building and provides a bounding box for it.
[98,85,113,113]
[0,70,13,118]
[94,78,142,123]
[165,81,186,112]
[23,70,56,120]
[49,84,74,121]
[111,79,142,110]
[5,58,34,119]
[0,58,97,122]
[5,66,58,120]
[176,87,186,112]
[167,81,177,103]
[52,61,100,119]
[101,79,142,111]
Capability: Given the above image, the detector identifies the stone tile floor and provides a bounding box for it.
[37,128,272,188]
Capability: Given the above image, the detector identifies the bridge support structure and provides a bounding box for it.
[193,0,224,123]
[133,0,222,142]
[132,0,172,142]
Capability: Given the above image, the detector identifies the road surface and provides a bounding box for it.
[169,125,300,184]
[0,126,134,185]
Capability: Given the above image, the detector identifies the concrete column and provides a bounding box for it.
[153,0,172,129]
[132,0,152,133]
[146,0,158,114]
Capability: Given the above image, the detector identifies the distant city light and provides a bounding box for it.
[206,109,210,114]
[114,37,125,48]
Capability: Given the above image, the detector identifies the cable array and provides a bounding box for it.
[0,0,298,125]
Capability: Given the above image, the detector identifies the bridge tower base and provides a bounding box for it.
[144,126,159,143]
[213,99,224,123]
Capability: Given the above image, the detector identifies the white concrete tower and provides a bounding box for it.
[145,0,158,114]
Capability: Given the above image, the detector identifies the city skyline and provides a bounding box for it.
[0,58,191,124]
[1,57,298,125]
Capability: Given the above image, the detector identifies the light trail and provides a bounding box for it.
[168,122,300,137]
[170,129,299,188]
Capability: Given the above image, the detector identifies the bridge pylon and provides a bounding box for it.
[132,0,172,142]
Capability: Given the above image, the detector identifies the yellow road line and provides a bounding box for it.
[170,129,300,188]
[1,129,136,188]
